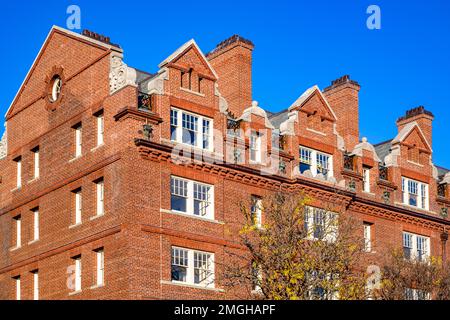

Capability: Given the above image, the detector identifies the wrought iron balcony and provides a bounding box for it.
[379,165,389,181]
[138,92,153,112]
[343,153,354,171]
[438,183,447,198]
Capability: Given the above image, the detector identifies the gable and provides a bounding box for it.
[393,121,432,152]
[6,26,115,120]
[300,90,336,122]
[288,86,337,122]
[158,40,218,80]
[403,125,431,152]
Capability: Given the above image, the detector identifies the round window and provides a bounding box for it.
[50,76,62,102]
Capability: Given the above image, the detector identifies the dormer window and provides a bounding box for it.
[299,146,333,179]
[170,108,213,151]
[402,177,429,210]
[50,76,62,102]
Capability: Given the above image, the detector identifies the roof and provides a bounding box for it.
[373,140,392,164]
[268,109,289,128]
[437,166,449,178]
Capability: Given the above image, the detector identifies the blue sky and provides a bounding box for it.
[1,0,449,167]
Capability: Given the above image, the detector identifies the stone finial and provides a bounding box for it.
[362,137,368,143]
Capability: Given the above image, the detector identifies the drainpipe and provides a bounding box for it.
[441,229,448,263]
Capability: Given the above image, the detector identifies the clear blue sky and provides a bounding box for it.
[1,0,449,168]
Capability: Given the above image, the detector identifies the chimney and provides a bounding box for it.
[396,106,434,147]
[206,35,255,117]
[323,75,361,151]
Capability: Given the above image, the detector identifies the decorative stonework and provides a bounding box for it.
[351,137,381,162]
[238,101,275,129]
[109,53,137,94]
[43,66,66,111]
[145,68,168,95]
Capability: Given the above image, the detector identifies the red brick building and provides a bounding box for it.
[0,26,449,300]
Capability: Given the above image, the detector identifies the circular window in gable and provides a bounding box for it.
[50,76,62,103]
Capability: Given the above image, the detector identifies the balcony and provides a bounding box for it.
[343,153,355,171]
[379,165,389,181]
[138,92,153,112]
[438,183,447,198]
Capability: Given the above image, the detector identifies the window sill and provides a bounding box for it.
[69,156,82,163]
[306,128,327,136]
[69,223,82,229]
[28,239,39,245]
[28,177,40,184]
[407,160,424,167]
[161,280,223,292]
[162,138,214,154]
[90,284,105,290]
[395,202,434,214]
[91,144,105,152]
[11,187,22,192]
[362,191,375,196]
[69,290,82,296]
[160,209,224,224]
[90,213,105,221]
[180,87,206,97]
[10,246,22,252]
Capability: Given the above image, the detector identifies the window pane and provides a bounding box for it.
[182,113,198,146]
[171,248,188,282]
[171,178,188,212]
[202,119,210,149]
[194,252,212,285]
[193,183,210,216]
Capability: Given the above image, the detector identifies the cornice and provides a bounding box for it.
[134,139,450,230]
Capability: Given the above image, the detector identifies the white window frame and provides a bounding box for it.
[74,257,82,292]
[170,176,214,220]
[74,124,82,158]
[304,206,338,242]
[363,167,370,193]
[405,288,430,300]
[33,148,40,179]
[170,108,213,151]
[14,215,21,248]
[171,247,215,288]
[251,196,262,228]
[364,223,372,252]
[74,190,82,225]
[15,276,21,300]
[33,271,39,300]
[403,232,430,261]
[33,208,39,242]
[96,180,105,217]
[250,131,262,163]
[15,158,22,188]
[96,113,104,146]
[96,249,105,287]
[299,147,333,178]
[402,177,429,210]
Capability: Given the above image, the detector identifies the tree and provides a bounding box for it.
[374,249,450,300]
[221,191,369,300]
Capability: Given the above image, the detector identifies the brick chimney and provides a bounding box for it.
[206,35,254,117]
[396,106,434,148]
[323,75,361,151]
